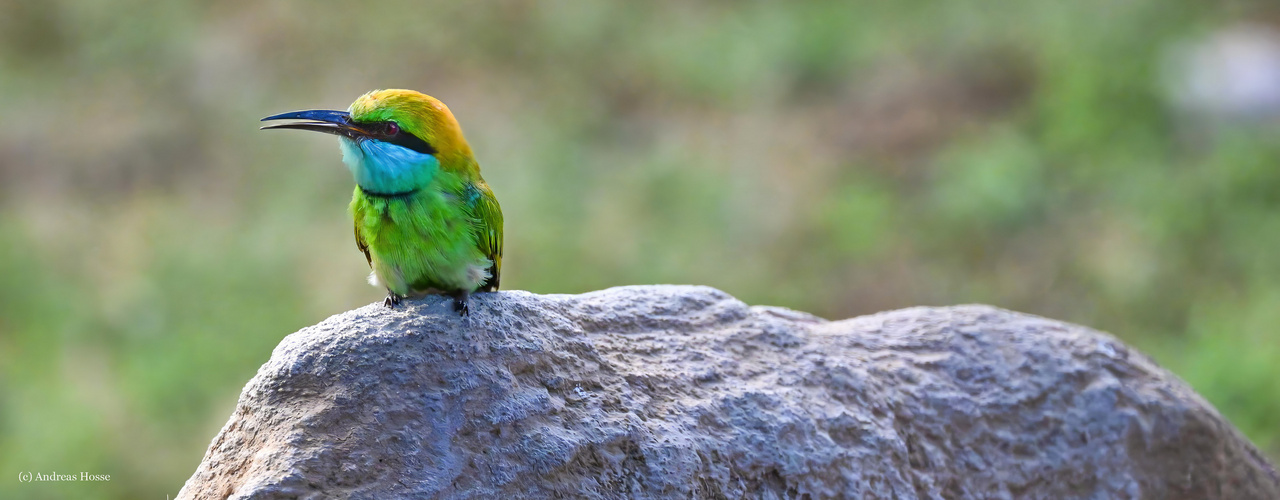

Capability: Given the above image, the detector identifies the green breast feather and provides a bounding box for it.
[351,171,502,297]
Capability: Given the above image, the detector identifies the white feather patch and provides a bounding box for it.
[466,262,492,286]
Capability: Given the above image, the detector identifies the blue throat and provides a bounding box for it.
[340,137,439,195]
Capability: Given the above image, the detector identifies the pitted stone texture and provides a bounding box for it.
[176,285,1278,499]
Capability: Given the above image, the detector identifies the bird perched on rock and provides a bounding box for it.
[261,89,502,315]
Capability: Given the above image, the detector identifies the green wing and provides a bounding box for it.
[468,180,503,291]
[354,223,372,268]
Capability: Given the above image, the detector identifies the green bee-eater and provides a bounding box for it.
[262,89,502,315]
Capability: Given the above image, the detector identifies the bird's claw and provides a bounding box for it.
[384,290,468,315]
[451,291,470,317]
[383,292,403,309]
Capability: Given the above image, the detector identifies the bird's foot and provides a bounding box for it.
[383,291,403,309]
[451,290,470,317]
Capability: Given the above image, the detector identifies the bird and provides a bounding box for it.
[261,89,502,315]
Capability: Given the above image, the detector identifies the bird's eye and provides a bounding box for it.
[385,122,400,135]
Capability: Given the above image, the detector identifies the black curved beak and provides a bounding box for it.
[260,110,366,139]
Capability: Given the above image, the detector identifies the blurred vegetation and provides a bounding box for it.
[2,0,1279,498]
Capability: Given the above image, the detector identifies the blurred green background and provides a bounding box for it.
[3,0,1280,498]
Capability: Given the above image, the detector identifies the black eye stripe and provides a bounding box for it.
[355,120,436,156]
[385,128,437,156]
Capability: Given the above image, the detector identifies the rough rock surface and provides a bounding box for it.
[177,285,1278,499]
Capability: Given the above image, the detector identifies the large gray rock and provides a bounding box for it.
[177,285,1278,499]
